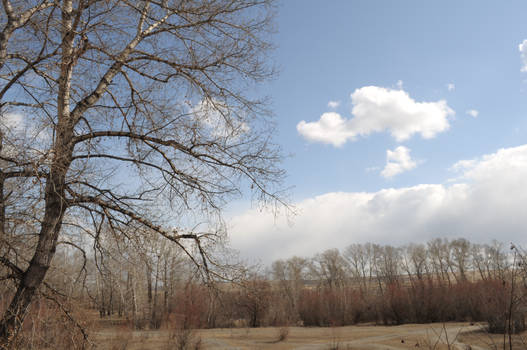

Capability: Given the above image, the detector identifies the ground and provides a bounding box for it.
[94,322,527,349]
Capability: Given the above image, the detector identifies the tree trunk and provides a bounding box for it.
[131,272,137,328]
[163,258,168,311]
[0,175,5,238]
[152,258,159,328]
[0,68,73,350]
[0,172,68,348]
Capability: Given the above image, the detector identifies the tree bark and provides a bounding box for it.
[0,168,69,348]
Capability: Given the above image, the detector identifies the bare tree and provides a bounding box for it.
[427,238,452,285]
[377,245,400,286]
[237,272,271,327]
[402,243,427,281]
[343,243,371,293]
[309,249,349,289]
[449,238,470,282]
[0,0,282,346]
[271,256,307,323]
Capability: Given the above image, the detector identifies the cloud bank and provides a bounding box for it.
[229,144,527,263]
[297,86,454,147]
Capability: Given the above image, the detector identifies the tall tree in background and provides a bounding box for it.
[0,0,282,346]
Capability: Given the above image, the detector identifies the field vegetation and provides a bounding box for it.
[2,237,527,348]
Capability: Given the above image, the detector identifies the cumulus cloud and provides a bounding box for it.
[229,144,527,263]
[297,112,354,147]
[297,86,454,146]
[396,80,403,89]
[350,87,454,141]
[447,83,455,91]
[520,39,527,72]
[466,109,479,118]
[381,146,417,178]
[327,100,340,109]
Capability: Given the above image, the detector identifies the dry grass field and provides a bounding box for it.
[93,322,527,350]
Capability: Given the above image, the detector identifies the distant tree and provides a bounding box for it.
[343,243,372,293]
[449,238,471,282]
[427,238,452,285]
[309,249,349,289]
[377,245,400,285]
[238,273,271,327]
[271,256,307,323]
[0,0,282,346]
[400,243,427,282]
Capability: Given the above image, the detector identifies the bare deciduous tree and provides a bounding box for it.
[0,0,282,346]
[309,249,348,289]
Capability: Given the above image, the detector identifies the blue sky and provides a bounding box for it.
[228,1,527,263]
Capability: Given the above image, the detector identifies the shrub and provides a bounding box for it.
[167,328,202,350]
[276,326,289,342]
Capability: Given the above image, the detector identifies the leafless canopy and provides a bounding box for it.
[0,0,282,346]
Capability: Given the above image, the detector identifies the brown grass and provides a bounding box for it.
[275,326,289,342]
[93,322,511,350]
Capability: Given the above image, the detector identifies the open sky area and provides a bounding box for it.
[227,0,527,264]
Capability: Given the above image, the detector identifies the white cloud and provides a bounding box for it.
[297,112,354,147]
[396,80,404,89]
[327,100,340,109]
[297,86,454,146]
[451,145,527,183]
[447,83,455,91]
[381,146,417,178]
[466,109,479,118]
[350,87,454,142]
[520,39,527,72]
[229,144,527,263]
